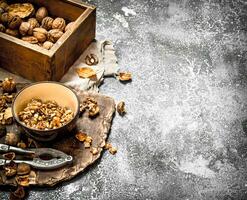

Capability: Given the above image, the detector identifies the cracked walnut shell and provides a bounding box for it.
[17,163,31,175]
[10,186,25,199]
[8,3,34,18]
[52,17,66,31]
[117,101,126,116]
[8,15,22,29]
[5,28,19,37]
[22,36,38,44]
[2,77,16,93]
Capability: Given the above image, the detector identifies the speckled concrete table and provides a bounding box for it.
[1,0,247,199]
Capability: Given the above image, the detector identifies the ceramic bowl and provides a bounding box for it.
[12,82,80,142]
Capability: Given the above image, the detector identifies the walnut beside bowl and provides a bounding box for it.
[12,82,80,141]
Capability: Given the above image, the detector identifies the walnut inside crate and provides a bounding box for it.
[0,1,74,50]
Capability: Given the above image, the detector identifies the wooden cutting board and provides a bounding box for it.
[0,84,115,187]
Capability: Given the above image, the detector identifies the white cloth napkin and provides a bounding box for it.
[61,40,119,92]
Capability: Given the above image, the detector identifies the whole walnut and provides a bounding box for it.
[41,16,53,30]
[65,22,74,32]
[22,36,38,44]
[0,2,8,11]
[1,12,11,24]
[19,22,30,36]
[48,29,63,43]
[52,17,66,32]
[8,15,22,29]
[43,41,53,50]
[35,7,48,23]
[33,27,47,42]
[5,28,19,37]
[27,18,39,35]
[0,23,5,32]
[0,7,4,15]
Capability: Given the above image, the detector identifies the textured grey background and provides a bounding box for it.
[1,0,247,199]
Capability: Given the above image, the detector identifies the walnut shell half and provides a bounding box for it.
[5,28,19,37]
[8,15,22,29]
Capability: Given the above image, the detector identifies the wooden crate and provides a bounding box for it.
[0,0,96,81]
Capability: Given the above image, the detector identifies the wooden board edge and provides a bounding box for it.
[0,33,52,57]
[61,0,96,10]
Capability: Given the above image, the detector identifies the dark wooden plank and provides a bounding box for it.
[0,87,116,187]
[0,33,52,81]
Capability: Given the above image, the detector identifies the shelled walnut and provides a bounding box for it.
[18,99,74,130]
[2,77,16,93]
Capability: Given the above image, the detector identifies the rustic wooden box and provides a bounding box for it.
[0,0,96,81]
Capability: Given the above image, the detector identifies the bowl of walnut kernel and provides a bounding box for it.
[12,82,80,141]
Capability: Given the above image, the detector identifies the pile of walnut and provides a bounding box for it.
[2,135,38,200]
[0,77,16,126]
[76,97,118,155]
[0,1,74,50]
[0,78,37,199]
[18,99,74,130]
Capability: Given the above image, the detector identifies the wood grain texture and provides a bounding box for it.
[0,0,96,81]
[0,85,116,187]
